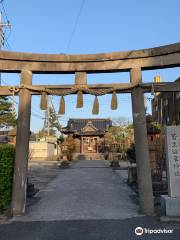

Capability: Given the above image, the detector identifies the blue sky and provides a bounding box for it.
[1,0,180,132]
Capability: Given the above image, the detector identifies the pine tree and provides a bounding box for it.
[0,96,16,129]
[41,107,60,137]
[49,107,60,131]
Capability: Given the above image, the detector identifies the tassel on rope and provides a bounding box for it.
[92,96,99,115]
[76,90,83,108]
[111,91,118,110]
[40,92,48,110]
[58,96,65,115]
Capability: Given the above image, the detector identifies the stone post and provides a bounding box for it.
[11,70,32,216]
[160,126,180,217]
[80,136,83,153]
[130,68,154,215]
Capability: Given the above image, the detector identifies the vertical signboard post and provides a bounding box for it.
[161,126,180,217]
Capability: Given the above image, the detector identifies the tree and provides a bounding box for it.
[57,135,64,144]
[29,131,36,141]
[0,96,16,129]
[62,137,75,161]
[112,117,130,126]
[37,128,56,138]
[105,123,134,152]
[104,131,115,152]
[43,107,61,136]
[49,107,60,131]
[126,143,136,163]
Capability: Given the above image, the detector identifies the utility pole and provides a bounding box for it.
[47,95,50,136]
[50,96,61,131]
[0,11,11,85]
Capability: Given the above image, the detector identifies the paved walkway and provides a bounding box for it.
[28,160,60,191]
[1,160,180,240]
[14,160,139,221]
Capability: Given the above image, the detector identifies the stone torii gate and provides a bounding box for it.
[0,42,180,217]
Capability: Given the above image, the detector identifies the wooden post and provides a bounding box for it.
[80,137,83,153]
[130,68,154,215]
[75,72,87,85]
[96,138,99,153]
[11,70,32,216]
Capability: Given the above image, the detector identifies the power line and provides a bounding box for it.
[4,25,11,40]
[65,0,86,52]
[11,97,44,120]
[0,6,11,85]
[0,1,9,23]
[0,2,44,122]
[31,112,44,119]
[0,78,45,117]
[0,1,11,44]
[4,36,11,50]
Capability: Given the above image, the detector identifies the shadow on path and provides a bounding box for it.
[14,160,139,222]
[1,217,180,240]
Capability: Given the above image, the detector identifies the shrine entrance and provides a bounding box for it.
[82,137,97,153]
[0,42,180,217]
[61,118,109,156]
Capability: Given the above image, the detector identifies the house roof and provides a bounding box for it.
[152,77,180,101]
[0,128,16,137]
[8,128,16,136]
[62,118,112,136]
[0,135,8,144]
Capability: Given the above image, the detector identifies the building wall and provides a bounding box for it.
[152,91,180,126]
[74,138,81,153]
[72,136,105,154]
[147,133,161,171]
[0,130,16,145]
[29,142,57,160]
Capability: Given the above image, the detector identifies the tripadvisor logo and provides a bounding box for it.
[135,226,174,235]
[135,227,143,236]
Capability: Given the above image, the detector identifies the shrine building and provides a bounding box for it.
[61,118,112,159]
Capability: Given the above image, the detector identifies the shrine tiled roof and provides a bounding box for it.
[62,118,112,135]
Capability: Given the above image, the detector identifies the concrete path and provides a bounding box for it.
[28,161,60,191]
[2,160,180,239]
[14,160,139,222]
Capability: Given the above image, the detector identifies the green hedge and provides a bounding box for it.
[0,144,15,210]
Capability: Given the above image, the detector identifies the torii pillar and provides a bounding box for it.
[130,68,154,215]
[11,70,32,216]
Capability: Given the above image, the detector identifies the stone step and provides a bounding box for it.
[73,153,105,160]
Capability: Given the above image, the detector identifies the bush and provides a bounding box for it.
[59,159,70,168]
[0,144,15,210]
[126,143,136,164]
[61,137,75,161]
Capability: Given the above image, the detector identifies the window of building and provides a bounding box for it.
[178,112,180,121]
[176,92,180,99]
[164,99,168,106]
[83,138,89,144]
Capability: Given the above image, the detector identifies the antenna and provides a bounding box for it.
[0,11,11,85]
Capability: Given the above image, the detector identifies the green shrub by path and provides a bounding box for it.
[126,143,136,164]
[0,144,15,210]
